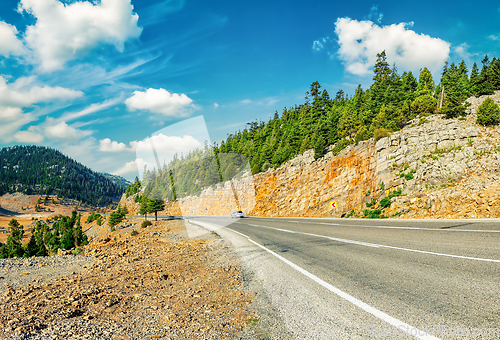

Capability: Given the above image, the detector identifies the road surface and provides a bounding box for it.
[184,216,500,340]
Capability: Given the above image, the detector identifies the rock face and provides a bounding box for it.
[121,93,500,219]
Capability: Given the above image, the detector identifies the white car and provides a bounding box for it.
[231,211,245,218]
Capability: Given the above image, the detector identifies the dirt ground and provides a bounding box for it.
[0,219,256,339]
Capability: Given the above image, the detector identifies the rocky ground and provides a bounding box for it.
[0,219,257,340]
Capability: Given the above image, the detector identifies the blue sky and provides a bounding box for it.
[0,0,499,180]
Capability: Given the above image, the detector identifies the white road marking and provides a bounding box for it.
[250,217,500,232]
[319,223,500,233]
[246,224,500,263]
[223,226,441,340]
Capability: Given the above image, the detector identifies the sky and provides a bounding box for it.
[0,0,499,181]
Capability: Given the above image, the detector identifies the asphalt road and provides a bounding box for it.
[185,216,500,340]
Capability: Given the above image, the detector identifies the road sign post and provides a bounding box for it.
[330,201,337,217]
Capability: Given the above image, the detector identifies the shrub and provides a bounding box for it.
[366,198,377,208]
[477,97,500,126]
[364,209,382,218]
[373,128,391,142]
[73,247,85,255]
[141,220,152,228]
[354,126,369,144]
[379,197,391,208]
[131,230,139,236]
[411,95,437,116]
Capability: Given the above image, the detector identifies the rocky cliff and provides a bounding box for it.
[121,92,500,219]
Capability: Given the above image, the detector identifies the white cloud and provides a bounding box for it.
[135,133,202,172]
[125,88,198,117]
[61,98,121,122]
[241,99,252,104]
[0,76,83,142]
[367,5,383,24]
[0,21,24,57]
[0,112,36,143]
[13,130,44,143]
[334,17,450,76]
[214,102,219,108]
[312,38,327,52]
[113,159,140,176]
[19,0,142,71]
[43,118,92,141]
[99,138,132,152]
[0,76,83,108]
[453,42,475,62]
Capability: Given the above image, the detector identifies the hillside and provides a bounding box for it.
[99,173,131,189]
[121,91,500,219]
[139,54,500,204]
[0,145,123,206]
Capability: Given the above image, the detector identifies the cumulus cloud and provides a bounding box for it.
[0,22,24,57]
[43,118,92,141]
[19,0,142,71]
[135,133,202,171]
[0,76,83,142]
[99,138,133,152]
[125,88,198,117]
[13,130,44,143]
[113,159,140,176]
[0,76,83,108]
[334,18,450,76]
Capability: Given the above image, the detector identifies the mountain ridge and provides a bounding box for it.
[0,145,124,206]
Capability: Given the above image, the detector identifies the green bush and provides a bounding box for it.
[373,128,391,142]
[477,97,500,126]
[379,197,391,208]
[363,209,382,218]
[131,230,139,236]
[411,95,437,116]
[141,220,152,228]
[354,126,369,144]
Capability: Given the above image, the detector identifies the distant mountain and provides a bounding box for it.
[0,145,124,206]
[99,173,132,189]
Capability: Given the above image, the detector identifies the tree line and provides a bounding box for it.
[0,212,88,258]
[135,52,500,201]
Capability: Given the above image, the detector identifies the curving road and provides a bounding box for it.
[184,216,500,340]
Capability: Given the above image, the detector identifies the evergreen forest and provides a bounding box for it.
[0,212,88,259]
[0,145,124,206]
[138,52,500,201]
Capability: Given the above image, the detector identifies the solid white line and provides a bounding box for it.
[246,238,441,340]
[244,224,500,263]
[321,223,500,233]
[197,220,441,339]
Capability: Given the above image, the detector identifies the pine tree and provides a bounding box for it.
[148,199,165,221]
[2,219,24,258]
[139,196,150,220]
[23,234,38,258]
